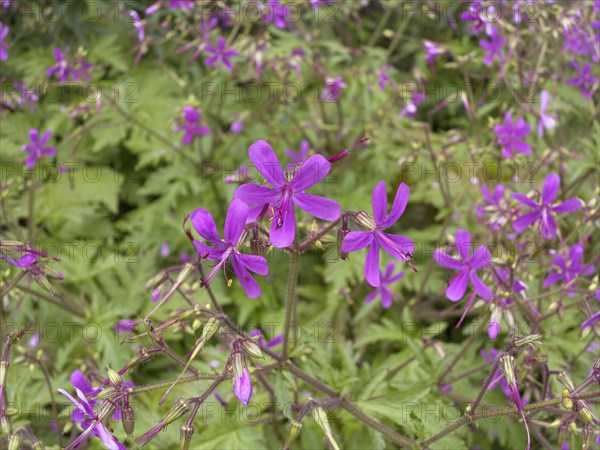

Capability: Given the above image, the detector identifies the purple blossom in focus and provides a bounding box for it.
[235,140,341,248]
[434,229,492,302]
[204,37,238,71]
[364,261,404,308]
[493,112,531,158]
[511,173,582,239]
[234,368,252,406]
[0,22,8,61]
[543,244,594,297]
[479,26,504,66]
[190,199,269,298]
[174,105,210,145]
[21,129,57,169]
[341,181,414,287]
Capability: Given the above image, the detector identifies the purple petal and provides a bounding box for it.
[470,270,492,300]
[236,253,268,276]
[193,240,223,260]
[541,213,557,239]
[40,130,52,145]
[380,287,394,308]
[234,369,253,405]
[364,289,379,304]
[434,250,464,270]
[235,184,280,205]
[248,140,285,187]
[552,198,582,213]
[293,192,340,221]
[29,128,39,142]
[95,423,125,450]
[581,311,600,330]
[454,229,471,261]
[513,211,541,233]
[446,269,469,301]
[364,242,380,287]
[70,370,94,396]
[375,232,414,261]
[231,255,262,298]
[190,208,222,245]
[341,231,373,252]
[542,173,560,204]
[224,199,248,244]
[269,198,296,248]
[289,154,331,191]
[380,182,410,228]
[543,272,563,288]
[371,181,388,225]
[470,246,491,269]
[511,193,539,208]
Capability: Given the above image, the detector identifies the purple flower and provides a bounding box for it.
[169,0,194,9]
[58,371,125,450]
[488,267,528,339]
[376,65,392,91]
[543,244,594,297]
[13,81,40,113]
[127,9,145,42]
[481,349,511,396]
[511,173,582,239]
[341,181,414,287]
[284,139,310,166]
[479,26,504,66]
[563,23,599,62]
[365,262,404,308]
[398,91,425,119]
[423,41,443,67]
[248,329,283,349]
[21,129,57,169]
[568,61,597,99]
[310,0,333,9]
[493,112,531,158]
[321,76,347,102]
[1,252,37,268]
[476,184,508,231]
[191,199,269,298]
[234,368,252,406]
[230,120,244,134]
[114,319,136,332]
[46,48,93,84]
[0,22,8,61]
[581,290,600,330]
[263,0,289,29]
[174,105,210,145]
[537,90,556,137]
[204,37,237,71]
[434,229,492,302]
[235,140,341,248]
[459,0,494,35]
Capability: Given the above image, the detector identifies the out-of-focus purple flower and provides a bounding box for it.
[174,105,210,145]
[46,48,93,84]
[191,199,269,298]
[146,0,193,14]
[204,37,238,71]
[284,139,310,166]
[563,23,599,63]
[1,1,13,11]
[28,332,40,348]
[459,0,495,35]
[234,140,340,248]
[0,22,8,61]
[581,290,600,330]
[543,244,594,297]
[321,76,347,102]
[21,129,57,169]
[365,261,404,308]
[180,252,190,263]
[488,267,528,339]
[160,242,170,258]
[434,229,492,302]
[568,61,597,99]
[230,120,244,135]
[1,252,37,268]
[310,0,333,9]
[127,9,145,42]
[423,41,443,68]
[248,329,283,349]
[376,65,392,91]
[341,181,414,287]
[224,166,250,184]
[114,319,136,332]
[512,173,582,239]
[263,0,289,29]
[398,91,425,119]
[479,26,504,66]
[13,82,40,113]
[537,90,556,137]
[493,112,531,158]
[476,184,508,231]
[233,368,252,406]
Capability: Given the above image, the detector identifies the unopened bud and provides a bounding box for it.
[95,387,115,400]
[561,389,573,410]
[557,372,575,391]
[578,405,594,423]
[180,425,194,450]
[284,420,302,448]
[97,399,117,423]
[355,211,376,231]
[558,421,569,444]
[127,347,152,368]
[122,405,135,435]
[201,317,220,342]
[145,271,168,290]
[163,399,190,425]
[176,264,195,285]
[8,434,22,450]
[312,407,339,450]
[241,339,263,360]
[232,352,245,379]
[107,366,123,386]
[513,334,542,348]
[336,227,348,260]
[499,355,516,386]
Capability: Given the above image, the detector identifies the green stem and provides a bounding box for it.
[282,251,300,360]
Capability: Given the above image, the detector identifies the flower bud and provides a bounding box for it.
[284,420,302,449]
[513,334,542,348]
[176,263,195,286]
[107,366,123,386]
[122,405,135,435]
[201,317,220,342]
[145,272,168,291]
[233,368,252,406]
[163,399,190,426]
[241,339,263,360]
[561,389,573,410]
[0,361,7,386]
[558,421,569,444]
[180,425,195,450]
[577,405,594,423]
[97,399,117,423]
[127,347,153,368]
[355,211,376,231]
[250,235,267,257]
[312,407,340,450]
[95,387,115,400]
[557,372,575,391]
[8,434,22,450]
[336,227,348,260]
